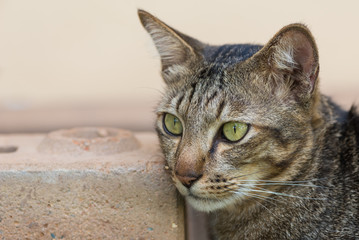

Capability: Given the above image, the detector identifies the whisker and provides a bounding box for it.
[238,183,325,188]
[238,178,327,184]
[236,178,328,189]
[248,189,326,200]
[225,185,288,205]
[244,186,288,204]
[242,192,280,220]
[244,192,281,205]
[242,192,272,204]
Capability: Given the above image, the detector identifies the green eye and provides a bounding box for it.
[222,122,248,142]
[163,113,183,136]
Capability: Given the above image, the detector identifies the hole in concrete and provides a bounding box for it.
[38,127,140,155]
[0,145,18,153]
[62,128,117,139]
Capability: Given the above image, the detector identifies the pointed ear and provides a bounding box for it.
[257,24,319,98]
[138,10,204,78]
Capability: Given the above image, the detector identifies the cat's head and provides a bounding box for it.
[139,10,321,212]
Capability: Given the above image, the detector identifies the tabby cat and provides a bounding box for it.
[138,10,359,239]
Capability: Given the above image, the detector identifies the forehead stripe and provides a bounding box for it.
[205,91,218,107]
[216,99,226,119]
[187,82,198,106]
[175,93,185,112]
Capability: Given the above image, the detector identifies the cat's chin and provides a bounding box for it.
[186,194,239,212]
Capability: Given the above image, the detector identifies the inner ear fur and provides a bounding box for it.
[255,24,319,97]
[138,10,204,79]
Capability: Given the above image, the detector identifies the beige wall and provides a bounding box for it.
[0,0,358,131]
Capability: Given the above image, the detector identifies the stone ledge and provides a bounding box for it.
[0,128,184,239]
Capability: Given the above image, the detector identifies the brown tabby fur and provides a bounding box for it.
[138,10,359,239]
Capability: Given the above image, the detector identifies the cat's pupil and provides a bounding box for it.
[233,125,237,134]
[174,118,178,126]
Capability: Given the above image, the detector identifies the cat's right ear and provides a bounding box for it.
[138,10,203,82]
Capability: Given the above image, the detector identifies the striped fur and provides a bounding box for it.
[139,10,359,239]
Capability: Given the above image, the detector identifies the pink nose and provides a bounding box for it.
[176,173,202,188]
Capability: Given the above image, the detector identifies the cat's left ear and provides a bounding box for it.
[255,24,319,98]
[138,10,204,83]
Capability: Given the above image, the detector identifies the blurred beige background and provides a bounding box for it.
[0,0,358,133]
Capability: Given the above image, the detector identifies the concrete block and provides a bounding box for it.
[0,128,184,239]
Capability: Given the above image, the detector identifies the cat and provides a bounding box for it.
[138,9,359,239]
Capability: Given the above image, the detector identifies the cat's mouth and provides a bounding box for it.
[173,176,245,211]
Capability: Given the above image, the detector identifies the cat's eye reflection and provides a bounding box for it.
[222,122,248,142]
[163,113,183,136]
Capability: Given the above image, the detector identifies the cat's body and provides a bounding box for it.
[138,10,359,239]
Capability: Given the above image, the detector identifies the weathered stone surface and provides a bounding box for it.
[0,129,184,239]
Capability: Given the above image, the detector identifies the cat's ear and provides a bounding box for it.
[255,24,319,98]
[138,10,204,81]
